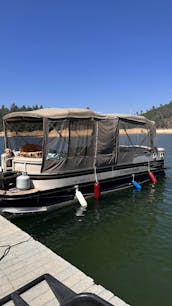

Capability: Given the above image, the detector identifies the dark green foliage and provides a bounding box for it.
[0,103,43,131]
[143,101,172,128]
[1,102,172,131]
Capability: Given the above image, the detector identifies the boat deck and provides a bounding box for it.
[0,188,39,196]
[0,215,129,306]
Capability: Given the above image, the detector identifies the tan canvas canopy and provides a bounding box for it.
[3,108,156,174]
[3,108,106,121]
[3,107,154,125]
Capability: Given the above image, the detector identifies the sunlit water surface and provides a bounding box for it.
[1,135,172,306]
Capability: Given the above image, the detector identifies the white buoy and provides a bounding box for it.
[75,186,87,208]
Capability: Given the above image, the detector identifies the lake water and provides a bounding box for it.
[1,135,172,306]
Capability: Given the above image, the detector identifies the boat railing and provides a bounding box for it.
[12,155,42,174]
[1,153,14,172]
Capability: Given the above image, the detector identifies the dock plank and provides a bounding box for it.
[0,215,130,305]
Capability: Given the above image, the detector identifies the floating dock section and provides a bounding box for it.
[0,215,129,305]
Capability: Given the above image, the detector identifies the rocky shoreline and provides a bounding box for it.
[156,129,172,134]
[1,128,172,137]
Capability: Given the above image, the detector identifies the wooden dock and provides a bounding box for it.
[0,215,129,306]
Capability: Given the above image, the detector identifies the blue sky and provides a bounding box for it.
[0,0,172,114]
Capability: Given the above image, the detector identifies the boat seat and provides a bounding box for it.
[19,143,42,152]
[17,151,42,158]
[18,144,42,158]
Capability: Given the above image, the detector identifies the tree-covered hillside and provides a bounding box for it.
[0,103,43,131]
[1,101,172,130]
[142,101,172,128]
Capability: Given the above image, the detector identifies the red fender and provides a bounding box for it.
[94,182,101,199]
[148,171,157,184]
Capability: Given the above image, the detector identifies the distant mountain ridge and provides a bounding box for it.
[142,101,172,128]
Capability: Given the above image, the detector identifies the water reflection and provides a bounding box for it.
[75,206,87,217]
